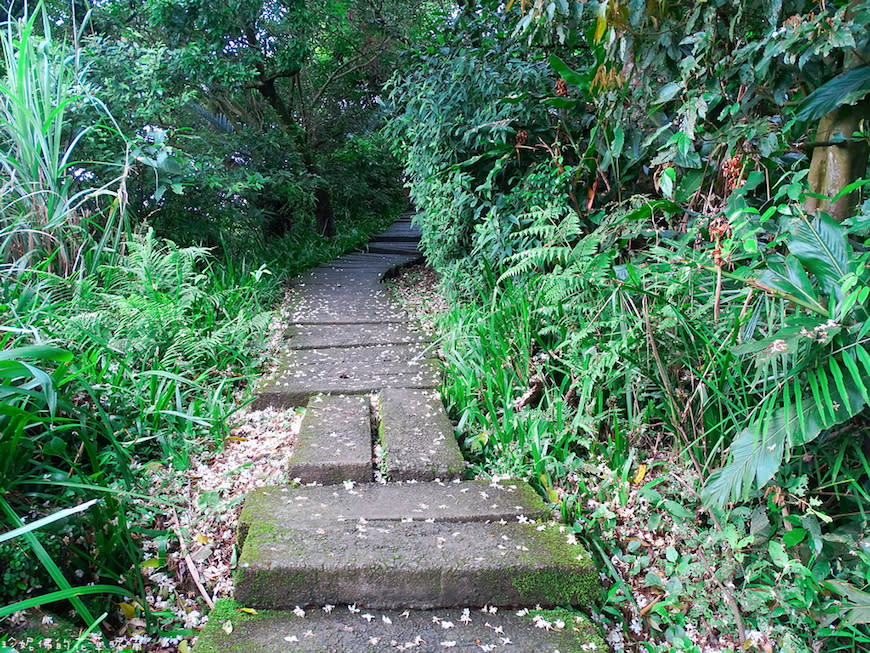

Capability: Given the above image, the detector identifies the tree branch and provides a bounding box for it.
[309,46,385,109]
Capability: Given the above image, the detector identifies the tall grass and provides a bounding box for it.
[0,2,126,278]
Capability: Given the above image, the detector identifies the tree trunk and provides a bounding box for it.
[805,97,870,222]
[315,184,336,237]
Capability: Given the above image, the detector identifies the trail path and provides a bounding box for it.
[194,215,604,652]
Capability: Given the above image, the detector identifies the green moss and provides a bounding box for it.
[526,609,609,652]
[510,526,598,606]
[194,598,281,653]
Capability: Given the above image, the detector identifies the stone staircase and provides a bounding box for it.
[194,214,605,652]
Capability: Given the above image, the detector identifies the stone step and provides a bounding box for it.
[194,599,605,653]
[369,234,422,243]
[238,479,551,549]
[371,223,422,241]
[378,389,464,481]
[285,323,430,350]
[254,346,440,408]
[286,395,373,485]
[236,519,596,610]
[289,297,409,325]
[366,242,422,256]
[253,369,440,408]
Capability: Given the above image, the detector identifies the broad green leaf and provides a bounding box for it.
[817,370,834,422]
[622,200,681,221]
[0,345,72,362]
[831,178,870,203]
[827,580,870,625]
[794,378,805,442]
[662,499,693,520]
[788,214,851,301]
[796,66,870,121]
[807,368,826,425]
[755,256,827,315]
[548,55,585,87]
[654,81,683,105]
[782,528,807,547]
[856,345,870,379]
[768,540,789,567]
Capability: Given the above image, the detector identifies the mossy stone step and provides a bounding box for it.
[286,395,372,486]
[285,323,430,350]
[378,389,464,481]
[235,520,596,610]
[194,599,606,653]
[237,478,550,549]
[253,345,441,408]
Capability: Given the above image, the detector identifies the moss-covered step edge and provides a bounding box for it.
[253,364,442,409]
[237,478,551,549]
[378,388,465,482]
[194,599,608,653]
[235,520,598,610]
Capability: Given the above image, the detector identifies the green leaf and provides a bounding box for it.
[622,199,681,221]
[662,499,693,521]
[542,96,579,110]
[827,580,870,625]
[645,572,665,589]
[768,540,789,568]
[796,66,870,122]
[829,357,852,414]
[794,378,806,442]
[783,528,807,548]
[548,55,585,87]
[660,167,675,199]
[0,499,100,544]
[788,213,851,301]
[0,585,132,619]
[611,126,624,160]
[654,81,683,105]
[0,345,72,363]
[755,256,827,315]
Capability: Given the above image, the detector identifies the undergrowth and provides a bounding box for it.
[0,2,403,643]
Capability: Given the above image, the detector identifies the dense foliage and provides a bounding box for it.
[0,0,411,644]
[389,0,870,649]
[2,0,870,649]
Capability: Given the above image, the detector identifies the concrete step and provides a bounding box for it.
[366,242,423,256]
[236,519,596,610]
[379,389,464,481]
[237,479,551,548]
[194,599,606,653]
[286,395,373,485]
[285,323,430,350]
[289,293,410,324]
[254,345,440,408]
[370,223,422,242]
